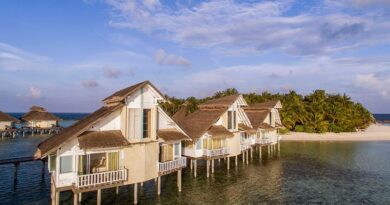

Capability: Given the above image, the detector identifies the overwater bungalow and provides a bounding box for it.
[21,106,61,128]
[34,81,191,205]
[173,94,255,177]
[244,100,283,155]
[0,111,18,130]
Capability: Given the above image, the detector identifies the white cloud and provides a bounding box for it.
[103,66,123,78]
[154,49,191,68]
[81,80,99,88]
[28,87,42,99]
[0,42,50,71]
[105,0,389,56]
[355,73,390,98]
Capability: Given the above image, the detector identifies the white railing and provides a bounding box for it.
[256,135,278,145]
[240,143,252,151]
[158,157,187,173]
[203,147,228,157]
[76,169,127,188]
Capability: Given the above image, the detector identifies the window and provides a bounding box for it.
[228,111,232,129]
[174,143,180,157]
[60,156,73,173]
[227,111,237,130]
[48,154,56,172]
[143,109,151,138]
[196,140,202,150]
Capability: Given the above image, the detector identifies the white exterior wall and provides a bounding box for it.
[183,136,205,158]
[0,121,13,130]
[90,109,121,131]
[126,85,162,109]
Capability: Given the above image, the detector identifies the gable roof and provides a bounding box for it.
[238,123,256,134]
[207,125,234,138]
[244,109,270,129]
[176,108,228,140]
[21,106,61,122]
[78,130,129,149]
[35,103,123,159]
[103,80,164,104]
[157,128,190,142]
[0,111,18,122]
[198,95,241,109]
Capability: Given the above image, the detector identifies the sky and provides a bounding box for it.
[0,0,389,113]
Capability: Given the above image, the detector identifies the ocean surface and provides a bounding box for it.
[0,114,389,204]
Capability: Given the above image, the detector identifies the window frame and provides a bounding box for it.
[60,155,73,174]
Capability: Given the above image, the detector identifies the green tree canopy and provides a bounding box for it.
[161,88,374,133]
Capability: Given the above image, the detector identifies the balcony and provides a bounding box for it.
[76,169,128,189]
[240,142,252,151]
[256,135,278,145]
[203,147,228,158]
[158,157,187,174]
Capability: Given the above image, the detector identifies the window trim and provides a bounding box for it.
[60,155,73,174]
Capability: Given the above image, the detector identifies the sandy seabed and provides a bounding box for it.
[281,124,390,141]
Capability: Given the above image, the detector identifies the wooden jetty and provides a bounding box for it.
[0,156,47,190]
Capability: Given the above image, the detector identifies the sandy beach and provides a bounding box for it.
[281,124,390,141]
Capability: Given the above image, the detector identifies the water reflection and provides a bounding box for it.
[0,137,390,204]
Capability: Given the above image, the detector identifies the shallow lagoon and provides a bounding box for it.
[0,135,389,204]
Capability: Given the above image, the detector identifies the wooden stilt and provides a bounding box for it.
[235,156,238,167]
[73,192,78,205]
[79,193,82,203]
[250,148,253,159]
[55,191,59,205]
[157,176,161,195]
[246,150,249,165]
[51,184,56,205]
[116,186,119,195]
[227,157,230,170]
[194,160,197,177]
[218,158,221,166]
[134,183,138,204]
[190,159,193,170]
[97,189,101,205]
[259,146,262,161]
[242,152,245,164]
[177,170,182,192]
[278,142,281,156]
[211,159,215,174]
[206,160,210,178]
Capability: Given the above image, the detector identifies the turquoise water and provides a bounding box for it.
[1,134,389,204]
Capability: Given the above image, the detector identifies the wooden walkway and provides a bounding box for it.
[0,156,47,190]
[0,127,63,138]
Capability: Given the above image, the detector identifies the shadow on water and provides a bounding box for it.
[1,136,390,204]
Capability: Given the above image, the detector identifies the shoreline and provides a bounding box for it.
[281,124,390,142]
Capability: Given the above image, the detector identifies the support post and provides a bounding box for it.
[259,146,262,161]
[242,152,245,164]
[177,170,182,192]
[116,186,119,195]
[55,191,60,205]
[190,159,193,170]
[278,142,281,156]
[250,148,253,159]
[79,193,82,203]
[227,157,230,170]
[73,192,78,205]
[194,160,197,177]
[246,150,249,164]
[235,156,238,167]
[97,189,101,205]
[51,184,56,205]
[157,176,161,195]
[211,159,215,174]
[134,183,138,204]
[206,160,210,178]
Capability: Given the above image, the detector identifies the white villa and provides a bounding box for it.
[244,100,284,156]
[21,106,61,128]
[35,81,191,205]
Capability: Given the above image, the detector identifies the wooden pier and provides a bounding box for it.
[0,156,47,190]
[0,127,63,138]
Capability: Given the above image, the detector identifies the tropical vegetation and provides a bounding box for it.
[160,88,374,133]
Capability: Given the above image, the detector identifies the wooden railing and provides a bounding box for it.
[240,143,252,151]
[158,157,187,173]
[203,147,228,157]
[256,135,278,145]
[76,169,127,188]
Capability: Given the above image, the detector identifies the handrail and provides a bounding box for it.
[203,147,228,157]
[158,157,187,173]
[76,169,127,188]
